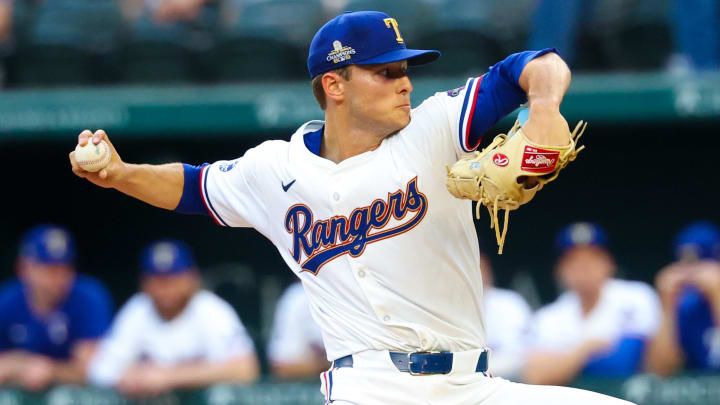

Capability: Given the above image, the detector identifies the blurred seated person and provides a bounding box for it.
[479,252,532,381]
[87,239,259,397]
[525,222,661,385]
[0,224,113,391]
[647,221,720,376]
[121,0,213,24]
[267,281,329,380]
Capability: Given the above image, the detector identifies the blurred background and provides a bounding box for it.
[1,0,720,404]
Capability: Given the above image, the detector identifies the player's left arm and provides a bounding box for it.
[517,52,572,146]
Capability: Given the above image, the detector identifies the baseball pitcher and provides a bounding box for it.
[70,11,628,405]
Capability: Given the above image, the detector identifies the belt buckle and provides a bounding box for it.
[408,351,445,376]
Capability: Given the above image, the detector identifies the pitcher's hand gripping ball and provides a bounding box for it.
[446,118,587,253]
[74,140,112,172]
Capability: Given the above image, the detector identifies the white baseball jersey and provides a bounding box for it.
[267,282,325,365]
[199,81,489,361]
[529,279,661,352]
[87,290,255,386]
[483,287,532,379]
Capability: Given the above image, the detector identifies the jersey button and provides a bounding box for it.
[358,270,366,278]
[332,192,340,201]
[383,315,391,322]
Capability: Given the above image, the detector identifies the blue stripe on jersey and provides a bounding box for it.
[201,165,229,226]
[175,163,210,215]
[328,368,334,401]
[457,48,559,152]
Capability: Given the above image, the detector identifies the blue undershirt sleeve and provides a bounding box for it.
[175,163,210,215]
[466,48,559,148]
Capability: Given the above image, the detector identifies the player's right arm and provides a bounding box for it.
[69,130,184,211]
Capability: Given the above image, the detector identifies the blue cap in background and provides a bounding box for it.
[673,221,720,261]
[307,11,440,78]
[19,224,76,265]
[141,239,196,276]
[555,222,608,253]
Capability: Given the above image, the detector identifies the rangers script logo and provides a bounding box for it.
[521,146,559,173]
[493,153,509,167]
[284,177,428,274]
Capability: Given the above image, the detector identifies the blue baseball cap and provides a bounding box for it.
[673,221,720,261]
[19,224,76,265]
[555,222,608,253]
[140,239,196,276]
[307,11,440,78]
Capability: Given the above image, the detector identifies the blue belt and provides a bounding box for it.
[332,351,489,375]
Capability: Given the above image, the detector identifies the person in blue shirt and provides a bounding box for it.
[647,221,720,376]
[0,224,113,391]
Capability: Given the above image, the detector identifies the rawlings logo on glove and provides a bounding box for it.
[522,147,558,172]
[446,116,587,253]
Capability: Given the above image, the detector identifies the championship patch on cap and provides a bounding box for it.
[521,146,559,173]
[327,40,356,64]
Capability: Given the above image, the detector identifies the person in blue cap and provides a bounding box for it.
[87,239,259,397]
[646,221,720,376]
[525,222,661,385]
[0,224,112,391]
[71,10,631,404]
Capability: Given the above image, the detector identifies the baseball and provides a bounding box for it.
[74,140,111,172]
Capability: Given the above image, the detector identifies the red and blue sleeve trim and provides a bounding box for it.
[458,75,484,152]
[200,165,229,227]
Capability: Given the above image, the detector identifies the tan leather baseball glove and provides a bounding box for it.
[446,118,587,253]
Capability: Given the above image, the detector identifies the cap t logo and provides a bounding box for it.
[327,40,356,64]
[383,18,404,43]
